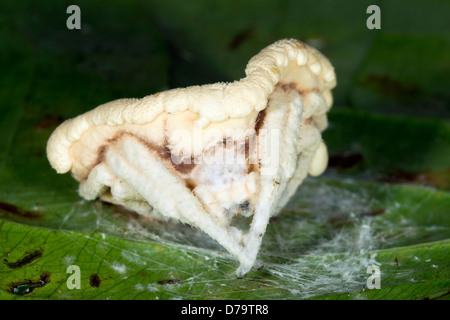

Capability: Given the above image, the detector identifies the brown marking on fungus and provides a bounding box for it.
[173,160,197,175]
[298,88,320,96]
[304,118,314,125]
[4,249,43,269]
[242,135,257,174]
[184,178,197,191]
[278,82,298,92]
[279,83,290,92]
[276,82,320,97]
[123,132,171,162]
[0,202,43,220]
[158,145,173,162]
[244,139,250,161]
[98,132,200,190]
[94,145,108,168]
[254,109,267,133]
[97,132,199,176]
[90,274,101,288]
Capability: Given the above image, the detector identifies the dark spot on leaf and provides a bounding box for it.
[380,171,426,184]
[4,249,43,269]
[90,274,101,288]
[8,272,50,296]
[361,208,386,217]
[157,279,182,286]
[269,216,279,224]
[380,169,450,189]
[35,114,64,131]
[0,202,43,220]
[328,153,365,170]
[360,74,421,100]
[228,27,254,51]
[433,291,450,300]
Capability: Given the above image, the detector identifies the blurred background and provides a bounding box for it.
[0,0,449,300]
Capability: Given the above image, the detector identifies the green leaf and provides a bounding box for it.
[0,0,449,300]
[323,109,450,190]
[1,179,450,299]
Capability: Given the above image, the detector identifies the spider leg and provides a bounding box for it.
[79,162,115,200]
[104,134,249,267]
[237,88,307,277]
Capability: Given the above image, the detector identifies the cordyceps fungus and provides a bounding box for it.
[46,39,336,277]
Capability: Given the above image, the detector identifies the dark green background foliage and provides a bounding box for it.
[0,0,449,299]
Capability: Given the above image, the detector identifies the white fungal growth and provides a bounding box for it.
[46,39,336,277]
[111,261,127,274]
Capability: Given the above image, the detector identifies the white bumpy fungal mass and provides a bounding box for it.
[47,39,336,277]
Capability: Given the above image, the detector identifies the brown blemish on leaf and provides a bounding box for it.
[8,272,50,296]
[432,291,450,300]
[360,74,421,100]
[228,27,254,51]
[361,208,386,217]
[380,168,450,190]
[35,115,64,131]
[4,249,43,269]
[328,153,365,170]
[157,279,182,286]
[90,274,101,288]
[0,202,43,220]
